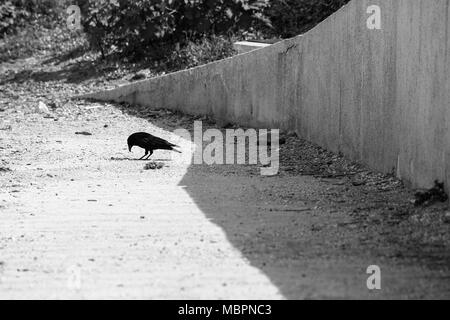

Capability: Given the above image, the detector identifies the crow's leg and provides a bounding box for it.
[144,150,153,160]
[139,150,149,160]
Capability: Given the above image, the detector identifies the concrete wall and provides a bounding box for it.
[79,0,450,190]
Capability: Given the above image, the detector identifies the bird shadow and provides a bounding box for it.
[146,158,173,162]
[109,157,172,162]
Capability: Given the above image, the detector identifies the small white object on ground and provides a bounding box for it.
[37,101,50,114]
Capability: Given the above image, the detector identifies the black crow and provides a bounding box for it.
[127,132,181,160]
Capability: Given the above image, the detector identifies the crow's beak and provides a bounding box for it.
[128,145,132,152]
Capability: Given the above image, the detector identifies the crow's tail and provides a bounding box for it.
[171,147,182,153]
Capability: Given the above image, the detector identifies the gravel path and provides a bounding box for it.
[1,56,450,299]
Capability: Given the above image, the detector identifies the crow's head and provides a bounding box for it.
[127,136,134,152]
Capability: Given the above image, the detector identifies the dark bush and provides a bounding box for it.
[1,0,351,65]
[75,0,270,59]
[0,0,65,36]
[0,1,29,36]
[265,0,351,38]
[165,35,235,71]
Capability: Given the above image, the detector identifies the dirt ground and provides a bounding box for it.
[1,55,450,299]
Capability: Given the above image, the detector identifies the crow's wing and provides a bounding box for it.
[142,135,178,148]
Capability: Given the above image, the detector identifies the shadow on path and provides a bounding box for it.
[108,102,450,299]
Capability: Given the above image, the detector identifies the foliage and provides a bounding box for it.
[0,21,87,63]
[0,1,29,36]
[75,0,270,59]
[264,0,351,38]
[0,0,66,36]
[165,35,235,71]
[1,0,351,68]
